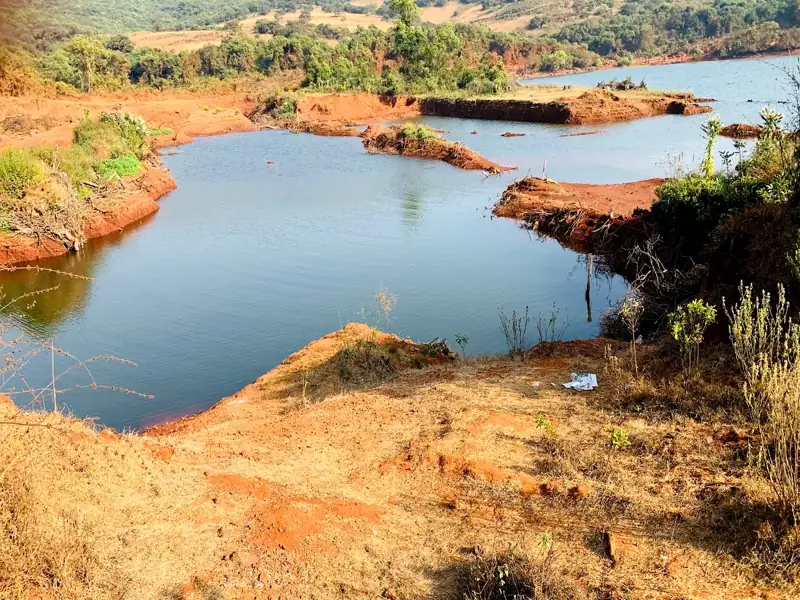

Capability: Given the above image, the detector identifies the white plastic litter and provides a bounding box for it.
[563,373,598,391]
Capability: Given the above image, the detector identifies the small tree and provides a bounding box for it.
[454,333,469,358]
[387,0,420,27]
[668,299,716,373]
[619,294,644,375]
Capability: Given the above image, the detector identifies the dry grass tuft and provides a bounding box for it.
[451,547,579,600]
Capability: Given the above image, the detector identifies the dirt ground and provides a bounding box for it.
[0,87,270,151]
[2,323,790,599]
[494,177,663,220]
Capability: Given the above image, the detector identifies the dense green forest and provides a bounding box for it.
[2,0,549,96]
[556,0,800,58]
[4,0,800,99]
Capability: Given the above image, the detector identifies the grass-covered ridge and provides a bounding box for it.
[0,111,151,248]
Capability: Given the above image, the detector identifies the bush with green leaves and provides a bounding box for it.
[130,48,182,88]
[147,127,174,136]
[97,154,141,179]
[700,114,722,178]
[609,426,631,451]
[398,124,440,142]
[104,35,134,53]
[0,149,44,200]
[72,111,147,162]
[668,299,717,373]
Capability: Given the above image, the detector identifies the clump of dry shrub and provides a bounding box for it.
[454,547,576,600]
[727,283,800,526]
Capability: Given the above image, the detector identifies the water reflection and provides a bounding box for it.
[0,213,157,337]
[400,186,424,231]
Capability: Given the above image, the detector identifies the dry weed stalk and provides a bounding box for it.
[727,283,800,523]
[0,266,151,417]
[499,306,530,360]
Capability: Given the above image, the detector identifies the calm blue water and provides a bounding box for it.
[2,55,793,430]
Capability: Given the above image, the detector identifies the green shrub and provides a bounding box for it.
[98,111,148,156]
[0,149,43,200]
[97,154,141,179]
[668,299,716,373]
[31,146,94,194]
[398,124,439,142]
[73,112,148,161]
[73,119,130,160]
[146,127,174,136]
[609,426,631,451]
[653,174,763,252]
[104,35,134,53]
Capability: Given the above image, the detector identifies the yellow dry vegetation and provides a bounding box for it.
[240,8,392,32]
[123,0,563,51]
[129,29,228,52]
[1,323,793,599]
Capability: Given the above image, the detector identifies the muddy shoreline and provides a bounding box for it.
[492,176,661,255]
[0,86,707,265]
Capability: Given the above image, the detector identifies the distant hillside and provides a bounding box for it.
[5,0,800,63]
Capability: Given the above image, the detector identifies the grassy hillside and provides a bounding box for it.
[6,0,800,63]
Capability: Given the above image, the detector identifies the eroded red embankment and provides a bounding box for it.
[420,91,712,125]
[493,176,662,248]
[495,176,663,220]
[0,163,176,265]
[294,93,421,123]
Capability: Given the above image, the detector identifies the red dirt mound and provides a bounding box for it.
[295,93,420,123]
[289,120,362,136]
[362,125,515,173]
[0,159,176,265]
[494,176,662,220]
[420,90,712,125]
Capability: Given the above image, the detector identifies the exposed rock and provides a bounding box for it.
[720,123,763,138]
[237,551,259,568]
[567,483,591,501]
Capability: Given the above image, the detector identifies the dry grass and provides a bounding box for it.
[128,30,227,52]
[450,547,578,600]
[1,324,796,598]
[0,404,225,600]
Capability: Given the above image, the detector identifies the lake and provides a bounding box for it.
[1,54,794,430]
